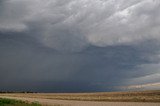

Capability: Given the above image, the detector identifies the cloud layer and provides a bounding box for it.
[0,0,160,92]
[1,0,160,51]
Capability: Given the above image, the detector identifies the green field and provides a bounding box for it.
[0,98,41,106]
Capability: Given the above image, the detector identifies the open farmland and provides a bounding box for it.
[0,90,160,102]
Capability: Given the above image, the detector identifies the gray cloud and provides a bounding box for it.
[0,0,160,92]
[0,0,160,50]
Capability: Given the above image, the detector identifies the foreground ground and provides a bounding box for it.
[0,96,160,106]
[0,90,160,106]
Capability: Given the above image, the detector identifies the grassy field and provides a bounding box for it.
[0,98,41,106]
[0,90,160,102]
[0,98,64,106]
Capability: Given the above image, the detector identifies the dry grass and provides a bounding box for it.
[0,90,160,102]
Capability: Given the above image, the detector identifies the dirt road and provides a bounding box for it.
[0,96,160,106]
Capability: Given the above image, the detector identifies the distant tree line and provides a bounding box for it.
[0,91,37,93]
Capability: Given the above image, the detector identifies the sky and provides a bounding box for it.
[0,0,160,92]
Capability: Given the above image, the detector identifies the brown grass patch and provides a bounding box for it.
[0,90,160,102]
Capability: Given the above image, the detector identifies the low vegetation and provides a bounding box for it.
[0,98,41,106]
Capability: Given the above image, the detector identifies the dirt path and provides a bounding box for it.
[0,96,160,106]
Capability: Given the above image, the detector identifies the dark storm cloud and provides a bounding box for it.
[0,32,160,92]
[0,0,160,92]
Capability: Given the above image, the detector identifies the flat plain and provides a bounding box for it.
[0,90,160,106]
